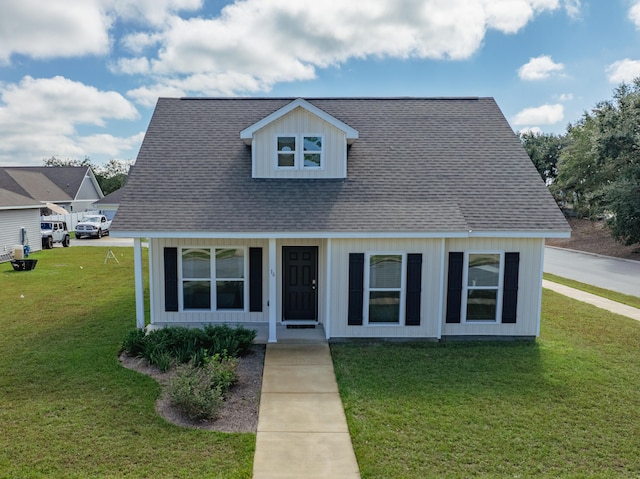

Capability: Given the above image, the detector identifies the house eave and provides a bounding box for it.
[111,229,570,240]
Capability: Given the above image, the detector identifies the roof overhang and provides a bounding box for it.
[240,98,359,145]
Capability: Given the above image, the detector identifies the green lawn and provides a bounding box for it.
[332,291,640,478]
[0,247,254,479]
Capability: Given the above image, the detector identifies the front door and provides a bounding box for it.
[283,246,318,321]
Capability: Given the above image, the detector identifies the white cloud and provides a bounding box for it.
[629,1,640,28]
[564,0,581,19]
[518,55,565,80]
[606,58,640,83]
[106,0,567,100]
[0,76,141,165]
[556,93,574,101]
[512,104,564,125]
[518,126,543,135]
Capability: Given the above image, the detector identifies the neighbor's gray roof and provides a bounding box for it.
[0,187,42,209]
[113,97,569,236]
[94,186,125,205]
[0,166,91,202]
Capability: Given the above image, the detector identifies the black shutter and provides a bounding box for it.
[445,252,464,323]
[348,253,364,326]
[501,252,520,323]
[249,247,263,312]
[405,254,422,326]
[164,247,178,312]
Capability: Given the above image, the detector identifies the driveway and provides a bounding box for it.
[70,236,134,247]
[544,246,640,297]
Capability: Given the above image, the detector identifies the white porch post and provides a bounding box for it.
[437,237,446,340]
[133,238,145,329]
[324,238,332,340]
[268,238,277,343]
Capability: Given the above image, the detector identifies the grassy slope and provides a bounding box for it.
[332,290,640,478]
[0,247,254,479]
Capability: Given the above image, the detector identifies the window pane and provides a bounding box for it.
[370,255,402,289]
[369,291,400,323]
[304,153,321,167]
[184,281,211,309]
[278,153,295,167]
[216,249,244,278]
[303,136,322,151]
[278,136,296,151]
[217,281,244,309]
[468,254,500,287]
[182,249,210,278]
[467,289,497,320]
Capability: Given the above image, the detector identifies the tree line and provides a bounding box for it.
[521,78,640,245]
[43,157,133,196]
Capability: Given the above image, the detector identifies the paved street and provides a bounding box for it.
[544,246,640,297]
[69,236,135,247]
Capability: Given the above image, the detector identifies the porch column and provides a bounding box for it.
[133,238,145,329]
[324,238,332,340]
[268,238,277,343]
[436,237,446,340]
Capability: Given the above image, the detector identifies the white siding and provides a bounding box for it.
[442,238,544,337]
[252,108,347,178]
[0,209,42,255]
[328,238,442,339]
[150,238,270,325]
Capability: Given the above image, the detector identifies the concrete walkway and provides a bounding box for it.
[543,280,640,321]
[253,342,361,479]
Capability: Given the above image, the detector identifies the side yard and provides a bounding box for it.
[0,247,254,479]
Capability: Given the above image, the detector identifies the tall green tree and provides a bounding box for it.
[519,131,566,186]
[555,78,640,244]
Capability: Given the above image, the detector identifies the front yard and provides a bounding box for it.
[2,246,639,478]
[332,291,640,478]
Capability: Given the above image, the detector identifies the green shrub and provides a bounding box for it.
[167,354,238,421]
[120,325,257,367]
[121,328,146,356]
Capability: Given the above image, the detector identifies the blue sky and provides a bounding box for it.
[1,0,640,166]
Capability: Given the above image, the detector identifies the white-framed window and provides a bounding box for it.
[180,247,247,311]
[275,134,324,170]
[462,252,503,322]
[364,252,406,325]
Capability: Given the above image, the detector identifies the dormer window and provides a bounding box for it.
[276,135,323,170]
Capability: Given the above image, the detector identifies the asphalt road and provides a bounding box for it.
[544,246,640,297]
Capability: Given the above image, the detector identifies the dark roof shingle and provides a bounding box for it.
[113,97,569,236]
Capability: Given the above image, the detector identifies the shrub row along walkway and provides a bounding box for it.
[543,280,640,321]
[253,342,360,479]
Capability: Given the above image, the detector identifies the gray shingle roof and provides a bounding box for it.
[0,166,92,202]
[0,188,41,209]
[113,97,569,236]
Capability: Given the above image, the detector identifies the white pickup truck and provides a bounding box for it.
[75,215,112,239]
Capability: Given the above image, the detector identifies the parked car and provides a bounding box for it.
[41,221,70,248]
[75,215,111,239]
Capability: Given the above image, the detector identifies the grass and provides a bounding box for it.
[0,246,254,479]
[332,290,640,478]
[544,272,640,309]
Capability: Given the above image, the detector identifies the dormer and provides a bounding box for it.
[241,98,358,179]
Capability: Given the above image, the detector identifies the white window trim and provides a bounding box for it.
[364,251,406,326]
[178,246,248,312]
[274,134,325,171]
[461,251,504,323]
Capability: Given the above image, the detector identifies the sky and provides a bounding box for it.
[1,0,640,167]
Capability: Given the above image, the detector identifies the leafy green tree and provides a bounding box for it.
[519,131,566,185]
[555,78,640,244]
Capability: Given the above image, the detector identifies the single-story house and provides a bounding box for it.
[0,188,43,258]
[112,97,570,342]
[0,166,104,214]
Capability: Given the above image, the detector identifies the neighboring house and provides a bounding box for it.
[93,187,125,221]
[0,188,42,257]
[112,97,570,342]
[0,166,104,213]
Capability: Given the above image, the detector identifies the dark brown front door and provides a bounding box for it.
[283,246,318,321]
